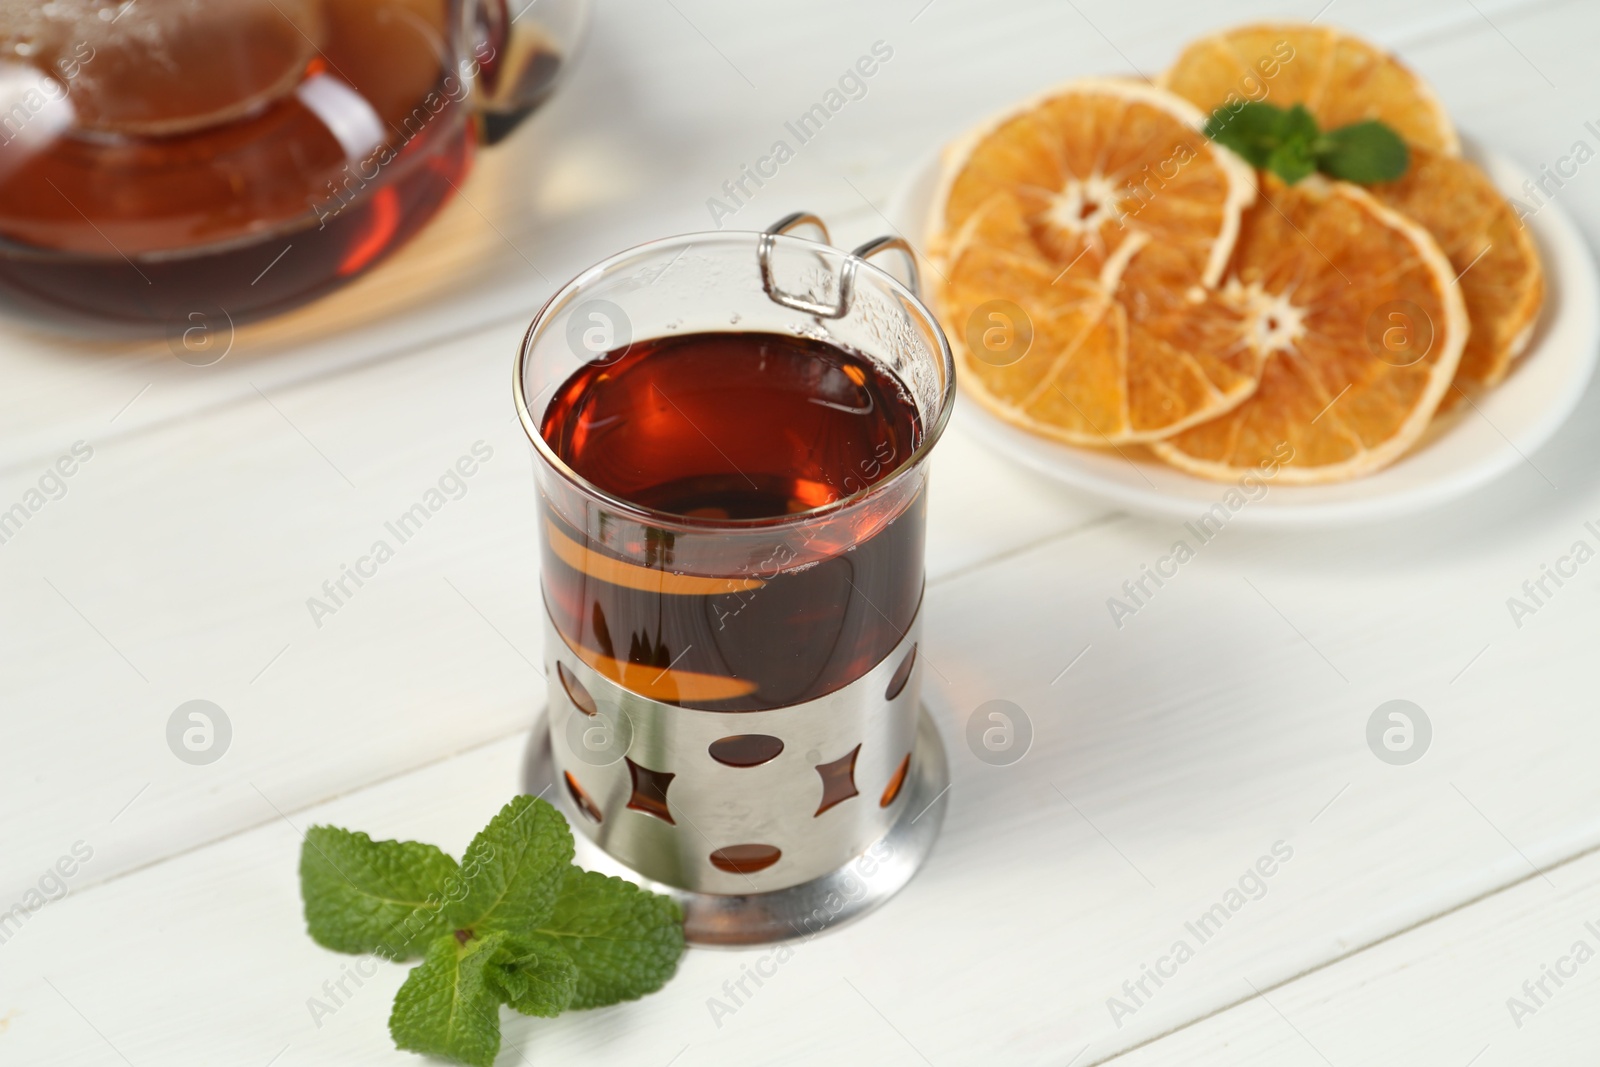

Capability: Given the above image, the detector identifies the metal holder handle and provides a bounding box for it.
[758,211,922,320]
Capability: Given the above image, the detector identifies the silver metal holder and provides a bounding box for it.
[523,609,950,946]
[758,211,921,318]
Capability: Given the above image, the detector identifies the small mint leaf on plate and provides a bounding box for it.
[492,934,579,1018]
[1206,101,1320,184]
[1204,100,1286,168]
[299,827,458,960]
[536,867,685,1009]
[447,795,575,933]
[389,933,509,1067]
[1205,100,1407,186]
[1258,103,1318,184]
[1266,137,1317,185]
[1317,120,1410,183]
[1277,102,1319,142]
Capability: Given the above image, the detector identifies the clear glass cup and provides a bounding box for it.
[515,214,957,944]
[0,0,589,327]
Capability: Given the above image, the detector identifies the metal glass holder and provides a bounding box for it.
[524,675,947,953]
[518,212,953,946]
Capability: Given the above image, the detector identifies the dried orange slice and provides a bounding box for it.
[1150,177,1467,482]
[1161,23,1459,155]
[936,195,1124,444]
[1370,147,1543,393]
[928,78,1259,443]
[930,78,1255,288]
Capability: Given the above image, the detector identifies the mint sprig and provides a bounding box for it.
[299,796,685,1067]
[1205,102,1409,185]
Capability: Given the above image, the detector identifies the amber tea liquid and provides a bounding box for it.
[538,331,925,711]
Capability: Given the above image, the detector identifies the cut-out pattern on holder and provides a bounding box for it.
[564,770,603,823]
[880,752,912,808]
[709,843,783,874]
[814,744,861,816]
[885,644,918,700]
[625,757,676,823]
[558,661,598,716]
[708,734,785,767]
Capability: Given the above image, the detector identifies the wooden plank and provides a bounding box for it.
[1109,847,1600,1065]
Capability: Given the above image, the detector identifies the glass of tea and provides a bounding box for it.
[516,213,956,944]
[0,0,588,327]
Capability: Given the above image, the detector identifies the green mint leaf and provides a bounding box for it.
[1261,104,1319,184]
[300,826,458,960]
[1204,100,1287,168]
[1206,101,1406,185]
[1205,102,1321,184]
[1266,138,1317,184]
[1316,120,1410,183]
[389,933,507,1067]
[491,934,579,1018]
[1278,103,1319,143]
[535,867,685,1009]
[447,796,574,933]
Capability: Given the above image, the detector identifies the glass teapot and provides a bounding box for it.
[0,0,588,327]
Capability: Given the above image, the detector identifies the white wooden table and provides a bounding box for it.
[5,2,1599,1064]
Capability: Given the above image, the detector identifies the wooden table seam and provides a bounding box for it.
[1091,833,1600,1066]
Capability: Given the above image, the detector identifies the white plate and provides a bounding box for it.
[888,140,1600,527]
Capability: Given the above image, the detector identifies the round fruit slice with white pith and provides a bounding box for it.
[1160,22,1460,155]
[930,77,1256,288]
[1150,176,1468,483]
[928,78,1260,444]
[1370,146,1544,397]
